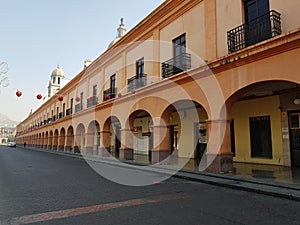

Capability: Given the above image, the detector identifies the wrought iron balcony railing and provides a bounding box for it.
[75,103,83,113]
[162,53,191,79]
[66,108,72,116]
[103,88,117,101]
[227,10,281,53]
[87,96,98,108]
[127,74,147,92]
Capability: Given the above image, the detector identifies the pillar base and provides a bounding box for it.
[98,147,111,157]
[119,148,133,160]
[206,154,233,173]
[93,146,99,155]
[58,146,64,152]
[64,146,71,152]
[151,150,170,163]
[74,146,80,154]
[85,147,93,155]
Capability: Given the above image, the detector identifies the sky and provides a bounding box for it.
[0,0,164,122]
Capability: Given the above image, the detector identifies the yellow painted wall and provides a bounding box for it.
[230,95,284,165]
[104,58,122,90]
[126,37,154,80]
[270,0,300,34]
[216,0,243,58]
[173,107,207,158]
[160,3,205,64]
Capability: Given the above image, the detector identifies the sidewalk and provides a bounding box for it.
[21,146,300,201]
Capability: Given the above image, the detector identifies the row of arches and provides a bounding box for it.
[17,79,300,171]
[18,99,210,164]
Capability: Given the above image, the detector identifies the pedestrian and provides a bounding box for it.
[24,142,26,148]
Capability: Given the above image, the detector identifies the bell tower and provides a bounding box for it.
[48,64,65,97]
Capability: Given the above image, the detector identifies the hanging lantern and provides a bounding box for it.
[57,95,63,101]
[105,95,110,100]
[75,96,81,102]
[36,94,42,100]
[16,90,22,97]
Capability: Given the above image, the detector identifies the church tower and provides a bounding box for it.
[48,65,65,97]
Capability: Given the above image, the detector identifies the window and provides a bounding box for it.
[80,92,83,107]
[110,74,116,94]
[93,85,97,97]
[244,0,271,46]
[70,98,73,114]
[173,34,186,58]
[58,77,61,85]
[53,77,56,84]
[249,115,272,158]
[136,58,144,77]
[244,0,270,23]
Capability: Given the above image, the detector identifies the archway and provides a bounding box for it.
[126,110,153,161]
[58,128,66,151]
[48,130,53,150]
[53,129,59,151]
[86,120,100,155]
[75,124,85,154]
[100,116,121,158]
[227,80,300,167]
[65,126,74,152]
[44,132,48,149]
[160,100,208,165]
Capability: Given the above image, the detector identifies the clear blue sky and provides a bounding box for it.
[0,0,164,122]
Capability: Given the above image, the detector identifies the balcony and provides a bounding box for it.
[87,96,98,108]
[103,88,116,101]
[66,108,72,116]
[227,10,281,54]
[162,53,191,79]
[127,74,147,92]
[75,103,83,113]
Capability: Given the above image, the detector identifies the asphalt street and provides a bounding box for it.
[0,146,299,225]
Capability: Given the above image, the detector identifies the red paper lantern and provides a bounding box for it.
[36,94,42,100]
[75,96,81,102]
[57,95,63,101]
[105,95,110,100]
[16,90,22,97]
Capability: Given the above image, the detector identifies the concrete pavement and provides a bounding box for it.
[19,146,300,201]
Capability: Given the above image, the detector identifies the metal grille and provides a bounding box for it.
[227,10,281,53]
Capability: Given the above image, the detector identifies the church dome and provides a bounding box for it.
[51,65,64,77]
[108,18,127,49]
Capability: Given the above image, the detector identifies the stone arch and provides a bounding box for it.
[53,129,59,151]
[75,123,85,154]
[65,126,74,153]
[58,128,66,151]
[99,116,121,157]
[86,120,100,155]
[48,130,53,150]
[157,99,208,163]
[226,80,300,167]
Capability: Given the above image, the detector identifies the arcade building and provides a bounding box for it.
[16,0,300,172]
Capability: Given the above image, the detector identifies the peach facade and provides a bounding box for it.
[16,0,300,172]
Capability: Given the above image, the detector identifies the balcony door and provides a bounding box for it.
[110,74,116,98]
[173,34,186,74]
[244,0,271,46]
